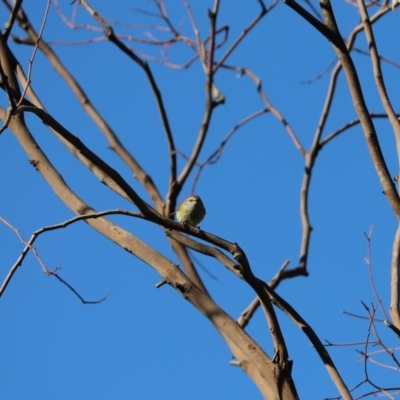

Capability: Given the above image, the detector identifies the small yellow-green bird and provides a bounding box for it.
[175,195,206,226]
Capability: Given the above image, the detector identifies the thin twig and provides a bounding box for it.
[364,227,389,320]
[0,210,142,297]
[17,0,51,107]
[50,272,110,304]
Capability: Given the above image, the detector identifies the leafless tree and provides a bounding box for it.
[1,1,399,398]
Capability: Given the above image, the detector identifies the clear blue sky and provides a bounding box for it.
[1,1,399,399]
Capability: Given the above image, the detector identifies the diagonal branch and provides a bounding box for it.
[213,0,275,72]
[285,0,400,218]
[356,0,400,156]
[2,0,23,40]
[2,108,296,396]
[10,4,164,211]
[16,104,156,217]
[79,0,177,213]
[263,282,352,400]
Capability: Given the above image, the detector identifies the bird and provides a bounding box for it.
[175,195,206,226]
